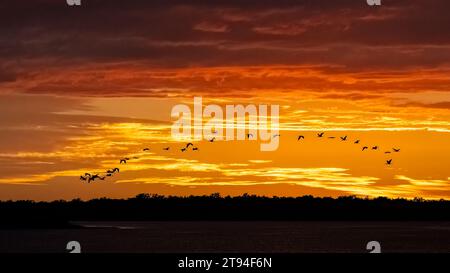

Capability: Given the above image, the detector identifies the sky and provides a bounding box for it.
[0,0,449,200]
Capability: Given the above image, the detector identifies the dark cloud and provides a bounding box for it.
[0,0,449,96]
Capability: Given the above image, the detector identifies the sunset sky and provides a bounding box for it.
[0,0,449,200]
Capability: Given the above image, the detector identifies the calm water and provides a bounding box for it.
[1,221,450,253]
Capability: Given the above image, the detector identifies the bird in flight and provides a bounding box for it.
[247,133,253,139]
[317,132,325,137]
[354,140,360,144]
[91,174,101,180]
[328,136,335,139]
[120,158,127,164]
[384,151,391,154]
[209,137,216,142]
[340,136,347,141]
[193,147,199,151]
[297,135,304,140]
[372,146,378,150]
[181,148,187,152]
[108,168,118,173]
[362,146,368,151]
[386,159,393,165]
[143,148,150,151]
[186,143,194,148]
[393,148,401,152]
[163,147,170,151]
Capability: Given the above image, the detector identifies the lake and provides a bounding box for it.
[1,221,449,253]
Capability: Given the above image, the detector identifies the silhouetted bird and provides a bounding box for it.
[393,148,400,152]
[80,176,87,181]
[297,135,304,140]
[163,147,170,151]
[143,148,150,151]
[181,148,187,152]
[120,159,127,164]
[186,143,194,149]
[328,136,335,139]
[372,146,378,150]
[209,137,215,142]
[354,140,360,144]
[112,168,119,173]
[385,151,391,154]
[193,147,199,151]
[106,173,112,177]
[91,174,101,180]
[340,136,347,141]
[317,132,325,137]
[362,146,368,151]
[386,159,392,165]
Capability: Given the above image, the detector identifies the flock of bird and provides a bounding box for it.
[298,132,401,166]
[80,131,401,183]
[80,143,200,183]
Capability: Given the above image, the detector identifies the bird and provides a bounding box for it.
[297,135,304,140]
[193,147,199,151]
[386,159,392,165]
[186,143,194,148]
[317,132,324,137]
[328,136,336,139]
[209,137,215,142]
[112,168,119,173]
[91,174,101,180]
[384,151,391,154]
[181,148,187,152]
[393,148,400,152]
[273,134,280,138]
[143,148,150,151]
[120,158,127,164]
[372,146,378,150]
[362,146,368,151]
[340,136,347,141]
[163,147,170,151]
[354,140,360,144]
[247,133,253,139]
[80,176,87,181]
[106,173,112,177]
